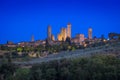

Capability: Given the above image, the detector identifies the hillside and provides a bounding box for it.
[13,42,120,65]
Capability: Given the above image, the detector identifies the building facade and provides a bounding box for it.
[51,34,55,41]
[67,23,71,38]
[61,28,67,41]
[88,27,92,39]
[57,34,62,41]
[72,34,85,45]
[47,25,52,40]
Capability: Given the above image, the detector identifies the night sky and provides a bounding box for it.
[0,0,120,44]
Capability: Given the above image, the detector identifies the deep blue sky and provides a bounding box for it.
[0,0,120,44]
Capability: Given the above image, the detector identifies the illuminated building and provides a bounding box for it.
[57,28,67,41]
[76,34,85,42]
[47,25,52,40]
[51,34,55,41]
[88,27,92,39]
[57,23,71,41]
[6,41,17,47]
[76,34,85,44]
[57,34,62,41]
[67,23,71,38]
[71,34,85,45]
[61,28,67,41]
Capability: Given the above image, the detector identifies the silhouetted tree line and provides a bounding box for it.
[1,55,120,80]
[0,63,17,80]
[108,33,120,40]
[29,55,120,80]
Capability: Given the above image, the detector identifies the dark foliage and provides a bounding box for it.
[29,55,120,80]
[0,63,17,80]
[0,55,120,80]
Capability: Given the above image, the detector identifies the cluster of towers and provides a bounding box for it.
[46,23,93,42]
[47,23,71,41]
[47,23,93,43]
[57,23,71,41]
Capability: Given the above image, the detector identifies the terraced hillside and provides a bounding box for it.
[13,42,120,66]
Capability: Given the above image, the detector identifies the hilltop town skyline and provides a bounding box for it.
[0,1,120,80]
[1,22,95,44]
[0,22,119,44]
